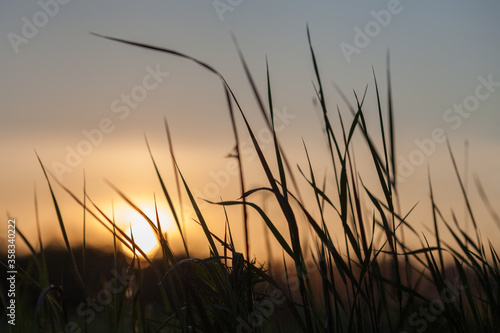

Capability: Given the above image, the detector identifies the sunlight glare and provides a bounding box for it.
[117,203,176,258]
[124,221,158,257]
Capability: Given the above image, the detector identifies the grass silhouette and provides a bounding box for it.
[2,29,499,332]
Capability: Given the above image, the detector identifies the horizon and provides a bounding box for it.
[1,0,500,261]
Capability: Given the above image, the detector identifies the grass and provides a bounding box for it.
[2,29,500,332]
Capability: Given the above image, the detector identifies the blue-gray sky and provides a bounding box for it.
[1,0,499,257]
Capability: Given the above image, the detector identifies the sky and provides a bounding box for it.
[1,0,499,260]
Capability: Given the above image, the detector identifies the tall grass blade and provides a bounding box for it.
[145,134,189,256]
[35,153,84,288]
[446,139,478,231]
[174,160,219,257]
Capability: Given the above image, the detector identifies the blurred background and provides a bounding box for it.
[1,0,499,260]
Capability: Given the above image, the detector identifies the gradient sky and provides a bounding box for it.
[1,0,499,258]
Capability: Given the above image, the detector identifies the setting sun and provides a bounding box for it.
[116,203,175,258]
[123,221,159,257]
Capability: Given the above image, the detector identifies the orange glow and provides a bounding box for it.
[123,221,159,257]
[117,203,175,258]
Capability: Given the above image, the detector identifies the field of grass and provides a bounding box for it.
[2,30,500,332]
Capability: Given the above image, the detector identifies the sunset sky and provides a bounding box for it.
[1,0,499,259]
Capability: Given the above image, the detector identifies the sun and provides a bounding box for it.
[116,203,176,258]
[123,221,159,257]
